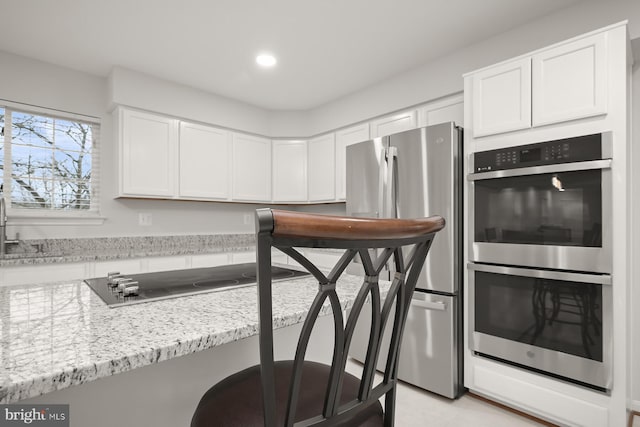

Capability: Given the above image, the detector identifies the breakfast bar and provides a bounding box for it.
[0,261,379,426]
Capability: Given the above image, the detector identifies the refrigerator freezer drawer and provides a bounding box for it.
[348,292,461,399]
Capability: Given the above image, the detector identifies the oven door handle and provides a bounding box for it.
[467,263,612,285]
[467,159,611,181]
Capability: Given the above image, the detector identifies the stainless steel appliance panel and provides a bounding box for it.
[468,133,612,273]
[346,137,386,219]
[348,291,461,399]
[397,292,460,398]
[468,263,612,389]
[391,124,460,293]
[346,122,463,398]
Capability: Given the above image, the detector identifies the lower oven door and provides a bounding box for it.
[468,263,612,390]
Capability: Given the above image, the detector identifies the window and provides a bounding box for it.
[0,105,100,216]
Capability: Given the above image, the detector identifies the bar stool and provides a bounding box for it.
[191,208,445,427]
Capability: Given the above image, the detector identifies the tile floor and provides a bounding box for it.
[346,359,548,426]
[392,379,548,426]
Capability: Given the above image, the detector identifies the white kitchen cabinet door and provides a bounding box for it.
[94,259,143,277]
[231,251,255,264]
[119,108,178,197]
[231,133,272,202]
[369,110,418,138]
[190,253,230,268]
[419,94,464,127]
[272,140,308,202]
[147,256,189,273]
[471,57,532,137]
[1,263,88,286]
[307,134,336,202]
[532,32,607,127]
[179,122,231,200]
[335,124,370,201]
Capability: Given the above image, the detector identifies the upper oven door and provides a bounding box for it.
[468,157,612,273]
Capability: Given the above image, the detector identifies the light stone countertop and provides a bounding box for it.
[0,271,381,404]
[0,234,255,267]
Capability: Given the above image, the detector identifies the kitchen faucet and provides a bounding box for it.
[0,197,19,256]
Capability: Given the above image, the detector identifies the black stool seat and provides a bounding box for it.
[192,361,383,426]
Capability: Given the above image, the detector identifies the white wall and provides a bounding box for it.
[630,38,640,410]
[3,0,640,240]
[109,67,271,136]
[0,51,105,117]
[304,0,640,136]
[1,53,268,239]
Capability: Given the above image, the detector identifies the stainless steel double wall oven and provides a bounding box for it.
[467,132,612,391]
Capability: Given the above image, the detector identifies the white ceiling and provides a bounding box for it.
[0,0,584,111]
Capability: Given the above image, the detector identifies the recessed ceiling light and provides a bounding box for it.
[256,53,277,67]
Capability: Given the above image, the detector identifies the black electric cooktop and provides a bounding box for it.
[84,262,309,308]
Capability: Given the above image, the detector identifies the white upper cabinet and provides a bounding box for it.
[418,94,464,128]
[307,134,336,202]
[272,140,308,203]
[178,122,231,200]
[369,110,418,138]
[231,133,272,202]
[118,108,178,197]
[469,30,610,138]
[471,58,532,137]
[335,123,370,201]
[532,32,607,127]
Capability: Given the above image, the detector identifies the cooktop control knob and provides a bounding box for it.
[122,282,140,297]
[116,278,134,292]
[107,272,123,287]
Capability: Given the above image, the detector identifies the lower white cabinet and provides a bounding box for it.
[146,256,189,273]
[94,259,143,277]
[0,263,88,287]
[272,140,308,202]
[231,133,272,202]
[287,249,342,272]
[190,253,230,268]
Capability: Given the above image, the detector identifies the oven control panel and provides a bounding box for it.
[473,133,603,173]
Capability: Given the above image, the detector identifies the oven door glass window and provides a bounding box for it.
[474,271,603,361]
[474,170,602,247]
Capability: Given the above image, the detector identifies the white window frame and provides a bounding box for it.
[1,101,104,225]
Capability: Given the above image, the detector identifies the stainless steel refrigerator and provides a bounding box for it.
[346,122,463,399]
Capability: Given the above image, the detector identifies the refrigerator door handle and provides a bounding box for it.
[377,146,387,219]
[411,299,447,311]
[385,146,398,218]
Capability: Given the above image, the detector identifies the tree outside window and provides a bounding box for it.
[0,107,97,212]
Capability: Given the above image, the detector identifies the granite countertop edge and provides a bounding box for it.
[0,234,343,267]
[0,234,258,267]
[0,323,263,403]
[0,245,257,267]
[0,274,369,404]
